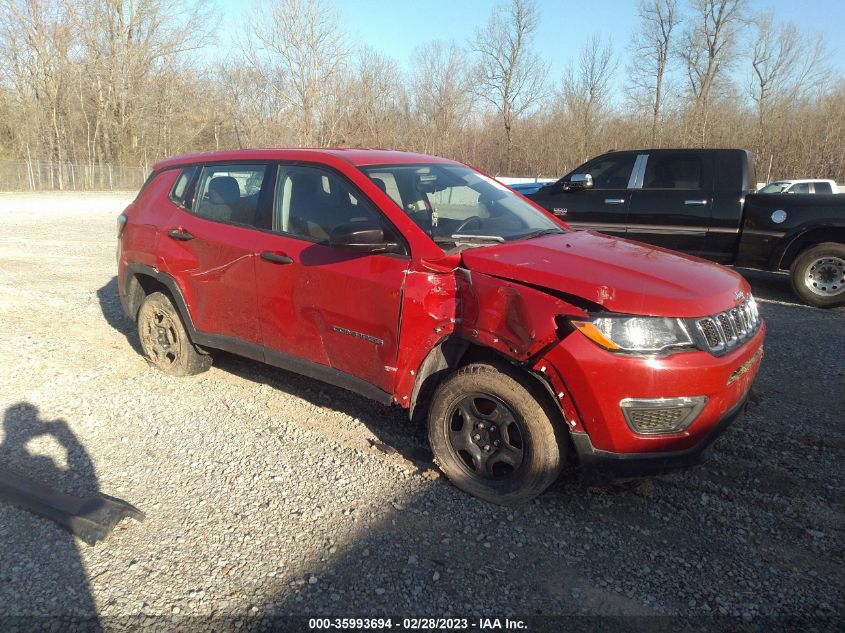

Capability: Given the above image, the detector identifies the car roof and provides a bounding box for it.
[152,148,459,171]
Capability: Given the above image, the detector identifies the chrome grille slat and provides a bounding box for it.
[695,298,761,355]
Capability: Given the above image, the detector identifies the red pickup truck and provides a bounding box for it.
[117,149,764,504]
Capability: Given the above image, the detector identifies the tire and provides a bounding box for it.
[790,242,845,308]
[137,292,212,376]
[428,361,565,505]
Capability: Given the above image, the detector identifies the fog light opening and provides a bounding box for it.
[619,396,708,435]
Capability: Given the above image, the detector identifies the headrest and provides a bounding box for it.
[208,176,240,204]
[371,177,388,194]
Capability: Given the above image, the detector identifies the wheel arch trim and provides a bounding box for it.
[122,263,199,335]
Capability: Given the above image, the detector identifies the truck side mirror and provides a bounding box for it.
[567,173,594,190]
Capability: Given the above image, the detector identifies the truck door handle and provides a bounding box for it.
[605,198,626,205]
[260,251,293,265]
[684,199,708,206]
[167,228,194,241]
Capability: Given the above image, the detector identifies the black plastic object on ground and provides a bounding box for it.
[0,468,145,546]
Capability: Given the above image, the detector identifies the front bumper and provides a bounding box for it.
[569,393,749,475]
[536,323,765,460]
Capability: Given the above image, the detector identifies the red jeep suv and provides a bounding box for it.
[117,149,764,504]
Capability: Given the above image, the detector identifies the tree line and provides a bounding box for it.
[0,0,842,188]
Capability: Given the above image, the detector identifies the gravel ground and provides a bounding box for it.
[0,193,842,631]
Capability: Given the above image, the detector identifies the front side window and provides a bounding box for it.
[642,156,704,190]
[274,165,391,243]
[759,182,789,193]
[570,154,636,189]
[193,163,271,228]
[789,182,810,194]
[360,163,562,250]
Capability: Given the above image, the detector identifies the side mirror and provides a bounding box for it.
[328,223,402,254]
[567,173,594,190]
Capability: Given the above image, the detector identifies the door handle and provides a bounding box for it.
[604,198,626,205]
[684,199,708,206]
[167,228,194,241]
[260,251,293,265]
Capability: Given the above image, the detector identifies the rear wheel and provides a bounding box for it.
[790,242,845,308]
[137,292,211,376]
[428,362,565,505]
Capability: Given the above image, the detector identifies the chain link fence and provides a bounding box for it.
[0,160,148,192]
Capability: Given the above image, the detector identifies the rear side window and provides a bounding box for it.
[193,163,272,229]
[169,166,198,208]
[643,155,704,190]
[814,182,833,194]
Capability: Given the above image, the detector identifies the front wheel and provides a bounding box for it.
[428,362,565,505]
[790,242,845,308]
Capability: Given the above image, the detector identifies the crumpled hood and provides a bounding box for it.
[459,231,750,318]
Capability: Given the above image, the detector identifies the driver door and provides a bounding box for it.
[531,152,640,236]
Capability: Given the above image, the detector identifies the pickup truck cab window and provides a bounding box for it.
[529,153,637,236]
[642,155,704,190]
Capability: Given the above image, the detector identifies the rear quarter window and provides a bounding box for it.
[169,166,199,208]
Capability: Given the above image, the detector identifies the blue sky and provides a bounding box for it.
[213,0,845,85]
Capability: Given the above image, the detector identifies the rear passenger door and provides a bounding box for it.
[162,162,274,346]
[626,152,714,255]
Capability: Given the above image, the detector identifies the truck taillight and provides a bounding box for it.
[117,213,128,237]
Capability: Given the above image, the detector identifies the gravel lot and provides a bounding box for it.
[0,193,842,630]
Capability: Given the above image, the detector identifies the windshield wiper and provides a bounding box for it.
[449,234,505,243]
[517,228,565,240]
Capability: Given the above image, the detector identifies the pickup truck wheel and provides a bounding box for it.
[137,292,212,376]
[791,243,845,308]
[428,362,564,505]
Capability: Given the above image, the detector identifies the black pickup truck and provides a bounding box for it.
[527,148,845,307]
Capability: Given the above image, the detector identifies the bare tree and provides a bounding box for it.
[410,41,473,155]
[76,0,211,168]
[679,0,746,145]
[0,0,77,187]
[472,0,547,173]
[749,13,829,179]
[242,0,348,147]
[628,0,679,145]
[561,36,616,162]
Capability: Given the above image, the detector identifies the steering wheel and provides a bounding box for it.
[455,216,482,233]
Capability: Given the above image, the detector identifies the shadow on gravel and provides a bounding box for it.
[97,276,142,353]
[0,403,100,627]
[213,350,431,467]
[96,276,430,467]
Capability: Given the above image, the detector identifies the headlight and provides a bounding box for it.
[571,316,694,353]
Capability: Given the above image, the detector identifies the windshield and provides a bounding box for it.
[759,182,789,193]
[360,163,563,249]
